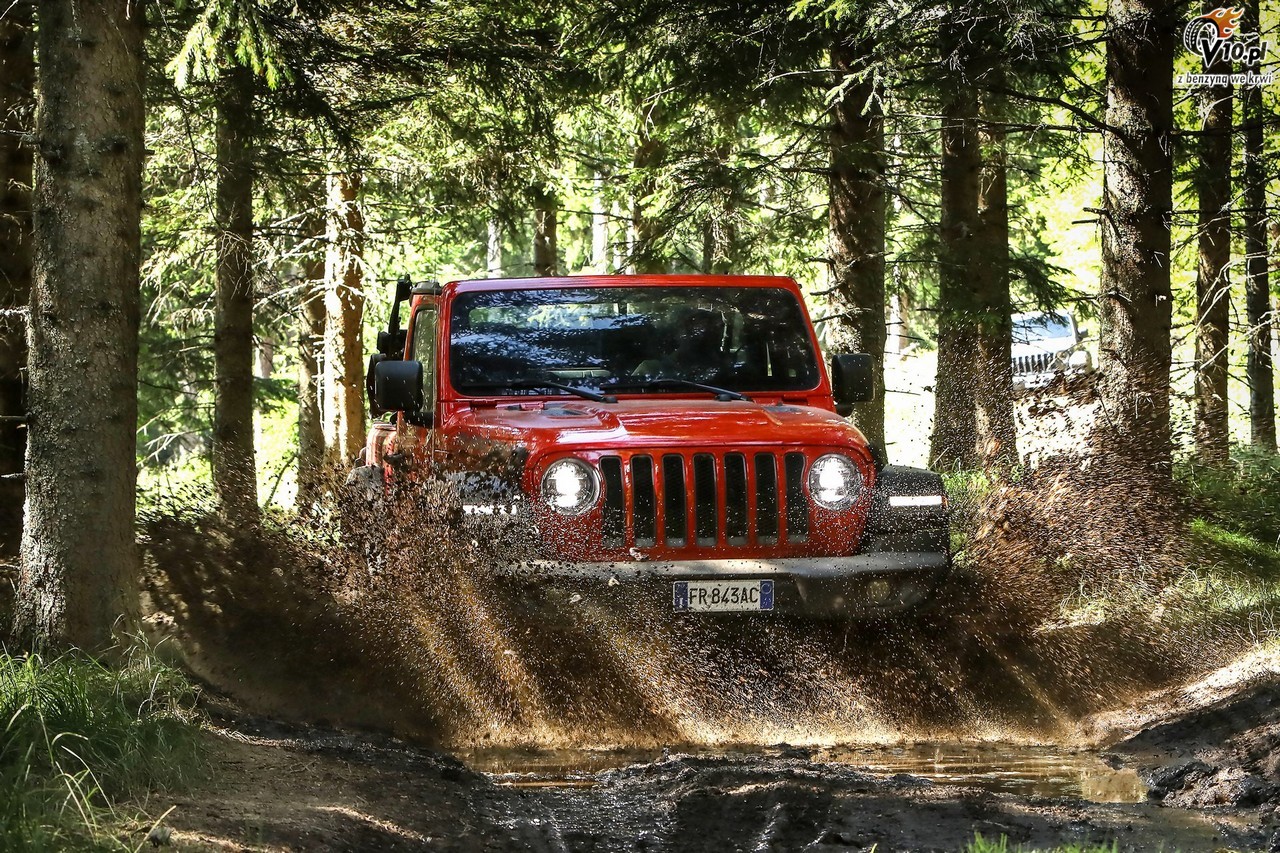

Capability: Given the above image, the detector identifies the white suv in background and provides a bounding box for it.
[1011,310,1093,393]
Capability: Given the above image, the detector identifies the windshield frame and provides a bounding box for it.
[440,277,828,402]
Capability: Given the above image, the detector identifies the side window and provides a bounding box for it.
[411,307,438,416]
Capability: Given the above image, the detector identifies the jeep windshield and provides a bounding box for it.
[449,286,820,397]
[1013,312,1072,344]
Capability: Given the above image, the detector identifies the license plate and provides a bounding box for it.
[672,580,774,612]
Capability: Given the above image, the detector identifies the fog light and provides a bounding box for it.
[866,579,893,604]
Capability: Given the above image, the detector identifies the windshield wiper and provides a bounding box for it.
[460,377,617,404]
[603,377,752,402]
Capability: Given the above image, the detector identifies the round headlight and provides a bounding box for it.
[540,458,600,516]
[1068,349,1092,370]
[807,454,862,511]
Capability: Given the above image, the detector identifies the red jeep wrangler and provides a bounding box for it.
[359,274,949,618]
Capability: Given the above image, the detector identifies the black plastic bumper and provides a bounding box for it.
[494,551,947,616]
[492,465,950,619]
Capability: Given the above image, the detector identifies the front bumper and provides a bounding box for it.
[494,551,948,617]
[488,464,951,619]
[1013,364,1095,392]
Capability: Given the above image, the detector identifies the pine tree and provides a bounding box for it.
[1096,0,1176,474]
[212,63,260,519]
[1192,0,1233,466]
[931,8,983,470]
[1241,0,1274,451]
[973,88,1016,468]
[828,24,887,451]
[323,170,366,466]
[16,0,145,649]
[295,207,327,507]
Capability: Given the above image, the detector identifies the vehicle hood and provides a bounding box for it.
[449,399,869,457]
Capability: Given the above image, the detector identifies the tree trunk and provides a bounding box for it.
[296,212,326,508]
[533,188,558,276]
[611,200,628,272]
[591,173,609,272]
[1097,0,1175,475]
[1242,0,1274,451]
[703,119,738,276]
[255,336,274,380]
[0,0,33,557]
[487,217,502,277]
[1193,22,1232,466]
[930,55,981,470]
[828,37,886,451]
[16,0,144,649]
[632,127,666,274]
[889,287,912,359]
[323,171,366,466]
[972,103,1017,469]
[212,64,258,521]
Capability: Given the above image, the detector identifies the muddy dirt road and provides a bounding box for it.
[153,623,1280,852]
[163,708,1270,852]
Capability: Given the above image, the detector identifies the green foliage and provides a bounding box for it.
[167,0,291,89]
[1180,449,1280,549]
[941,468,1001,556]
[964,835,1117,853]
[0,647,203,851]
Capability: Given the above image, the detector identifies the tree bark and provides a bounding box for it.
[212,64,258,521]
[16,0,144,649]
[930,49,981,470]
[1193,18,1232,466]
[972,102,1017,469]
[533,187,558,276]
[296,211,326,508]
[591,173,609,272]
[0,0,33,556]
[486,217,502,277]
[1097,0,1175,475]
[828,37,886,452]
[632,125,667,274]
[323,171,366,466]
[1242,0,1274,451]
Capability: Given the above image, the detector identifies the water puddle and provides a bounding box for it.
[818,743,1147,802]
[460,742,1148,803]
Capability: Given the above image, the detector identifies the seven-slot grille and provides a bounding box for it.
[1013,352,1054,375]
[598,451,810,550]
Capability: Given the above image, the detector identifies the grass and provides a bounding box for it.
[1181,448,1280,550]
[941,468,1005,559]
[965,837,1117,853]
[0,644,204,851]
[1164,451,1280,636]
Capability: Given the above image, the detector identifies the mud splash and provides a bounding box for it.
[139,457,1266,752]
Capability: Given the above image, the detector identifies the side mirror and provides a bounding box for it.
[366,353,388,415]
[831,353,876,415]
[373,359,424,414]
[1078,328,1091,341]
[377,328,407,357]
